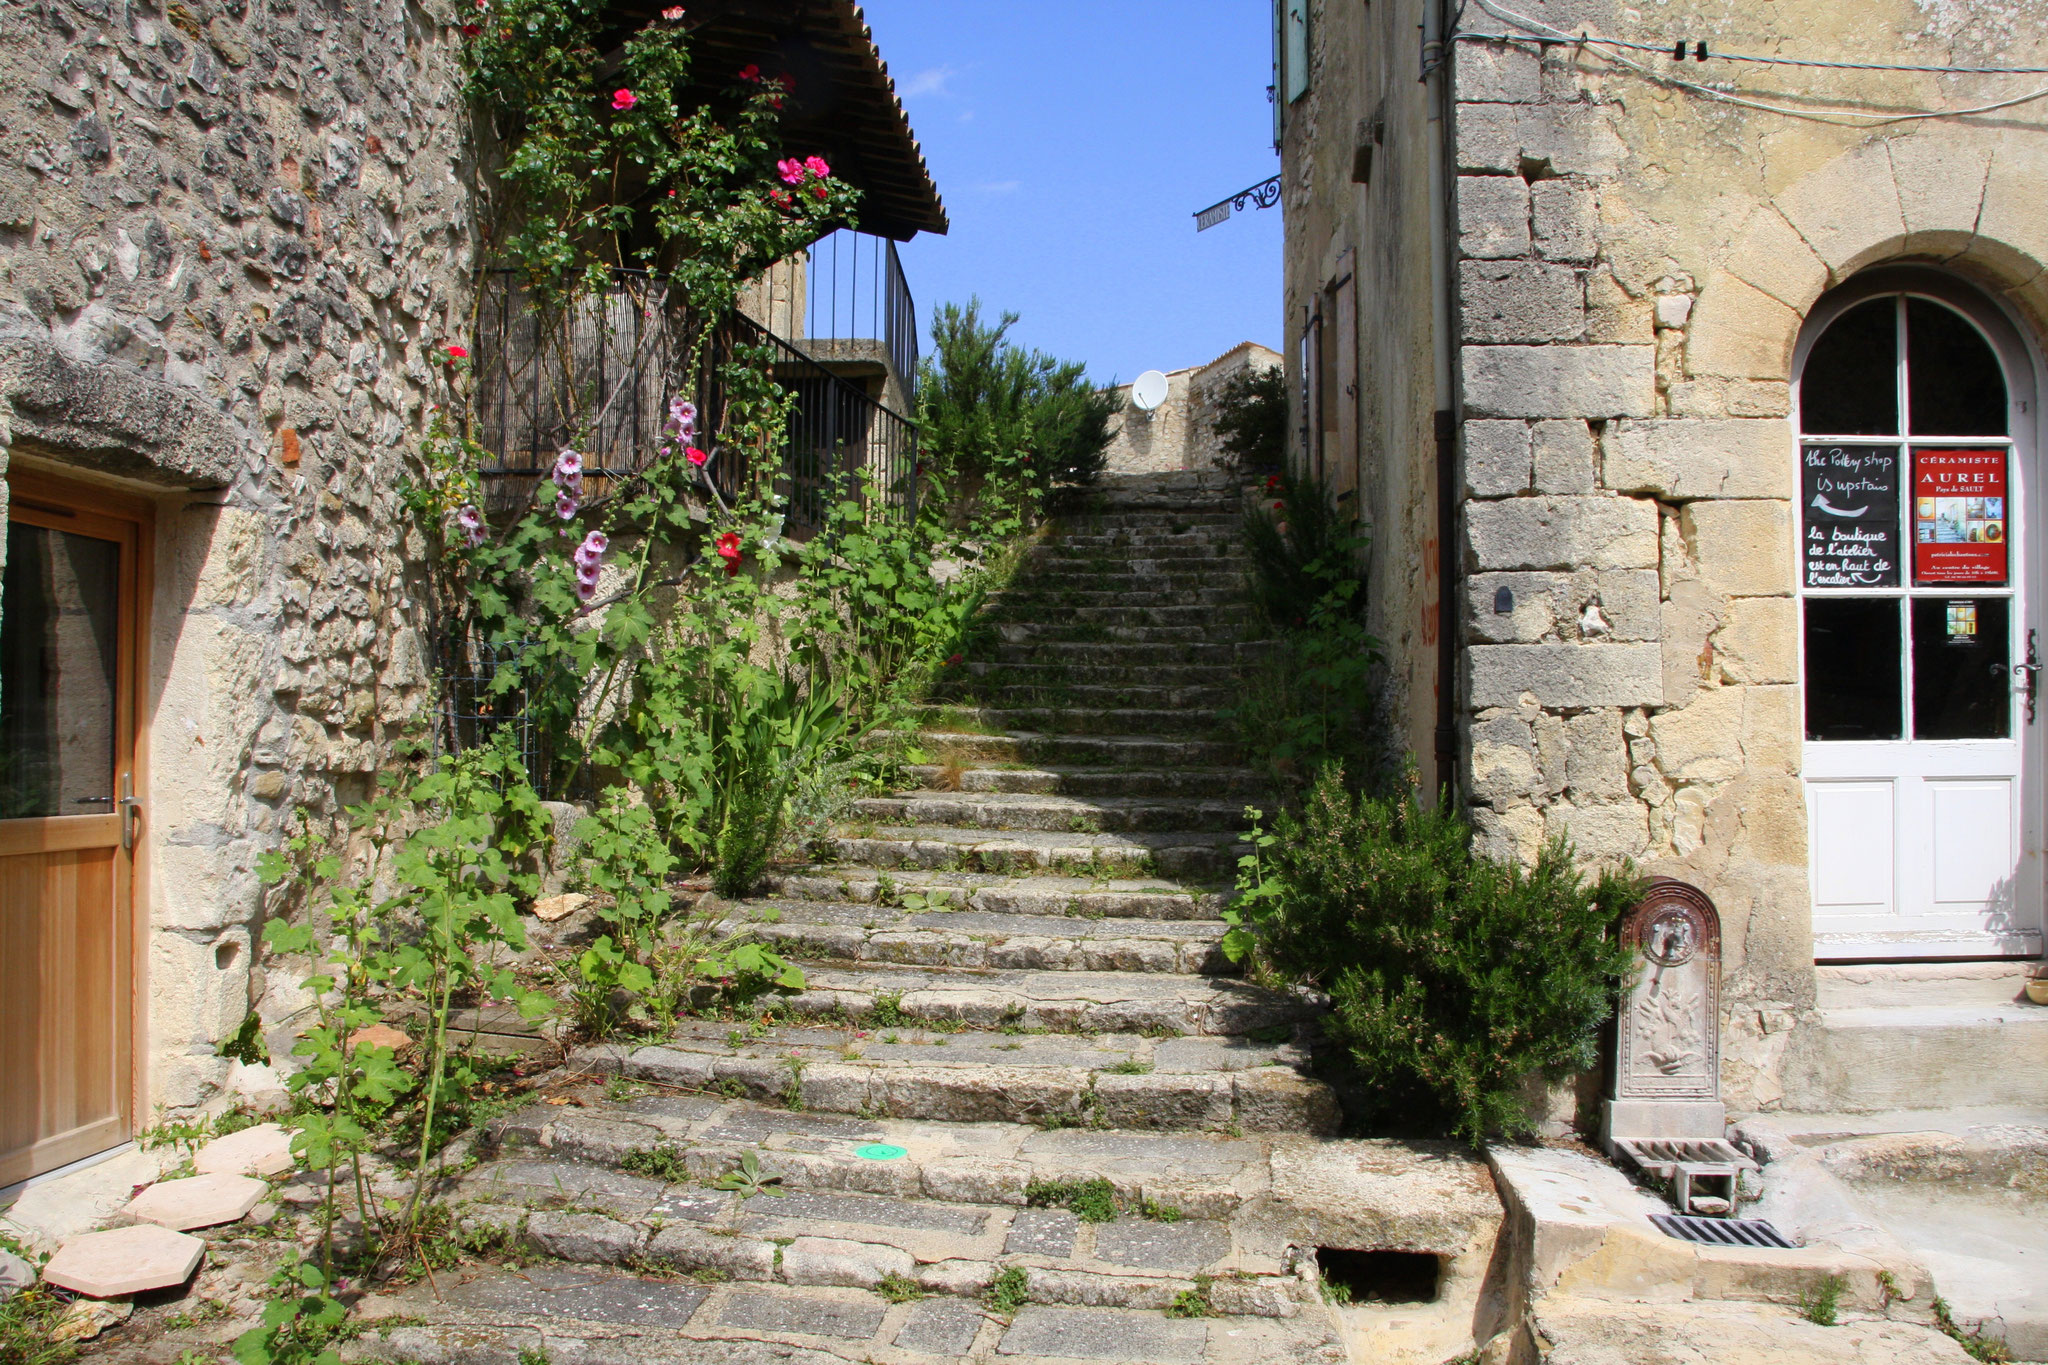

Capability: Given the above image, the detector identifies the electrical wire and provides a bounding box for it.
[1464,0,2048,126]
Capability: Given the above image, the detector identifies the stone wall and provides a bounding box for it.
[1100,342,1281,476]
[0,0,472,1114]
[1289,0,2048,1111]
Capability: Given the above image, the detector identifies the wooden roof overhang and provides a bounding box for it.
[602,0,948,241]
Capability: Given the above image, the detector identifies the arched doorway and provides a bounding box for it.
[1796,268,2044,961]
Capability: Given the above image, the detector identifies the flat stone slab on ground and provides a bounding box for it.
[194,1122,294,1177]
[997,1305,1208,1361]
[744,1188,990,1236]
[446,1265,709,1327]
[1533,1300,1976,1364]
[894,1294,989,1354]
[1005,1207,1080,1257]
[121,1173,266,1230]
[41,1224,205,1297]
[716,1287,888,1339]
[1091,1217,1233,1273]
[1269,1138,1500,1253]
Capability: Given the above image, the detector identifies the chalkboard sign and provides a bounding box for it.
[1803,444,1900,588]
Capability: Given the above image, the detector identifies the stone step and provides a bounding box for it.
[881,730,1242,768]
[1018,566,1247,589]
[902,764,1266,800]
[486,1082,1338,1205]
[982,603,1234,627]
[992,623,1252,646]
[964,660,1241,687]
[723,898,1233,974]
[556,1022,1331,1132]
[764,869,1230,921]
[1779,1000,2048,1112]
[831,824,1239,880]
[851,791,1246,836]
[774,961,1317,1038]
[994,641,1270,667]
[988,586,1244,609]
[358,1277,1347,1365]
[941,682,1237,712]
[1025,542,1251,565]
[914,705,1228,739]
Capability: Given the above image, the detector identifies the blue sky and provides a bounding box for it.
[859,1,1283,386]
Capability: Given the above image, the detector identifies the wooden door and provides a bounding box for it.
[0,473,148,1185]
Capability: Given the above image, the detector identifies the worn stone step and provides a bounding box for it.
[994,640,1270,667]
[902,763,1266,800]
[722,897,1233,974]
[982,602,1234,628]
[1026,544,1250,568]
[1019,566,1247,590]
[354,1285,1343,1365]
[776,961,1316,1038]
[880,729,1242,768]
[851,791,1246,836]
[764,868,1230,921]
[945,681,1237,711]
[987,585,1243,609]
[917,706,1229,740]
[963,660,1241,687]
[831,824,1238,880]
[991,623,1253,647]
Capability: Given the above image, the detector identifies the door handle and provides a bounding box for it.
[2016,629,2041,726]
[118,771,142,850]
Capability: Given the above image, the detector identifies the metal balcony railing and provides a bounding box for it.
[471,269,916,536]
[804,230,919,407]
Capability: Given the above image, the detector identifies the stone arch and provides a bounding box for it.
[1686,128,2048,387]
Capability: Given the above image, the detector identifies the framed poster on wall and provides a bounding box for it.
[1913,448,2007,585]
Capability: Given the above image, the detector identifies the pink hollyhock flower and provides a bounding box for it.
[777,158,805,186]
[611,88,637,111]
[804,155,830,179]
[662,5,684,18]
[444,344,468,360]
[553,448,584,494]
[573,530,608,571]
[453,505,485,547]
[686,446,709,467]
[557,492,579,520]
[667,397,697,433]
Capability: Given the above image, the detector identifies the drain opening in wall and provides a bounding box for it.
[1315,1248,1441,1305]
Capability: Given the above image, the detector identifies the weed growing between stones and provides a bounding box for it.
[869,992,910,1029]
[1137,1197,1183,1223]
[1102,1060,1153,1075]
[876,1273,926,1304]
[1933,1297,2015,1362]
[1025,1178,1119,1223]
[1164,1276,1217,1319]
[619,1144,692,1183]
[0,1234,71,1365]
[1799,1274,1847,1326]
[712,1151,787,1204]
[984,1267,1032,1317]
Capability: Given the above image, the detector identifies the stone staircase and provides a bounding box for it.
[355,473,1508,1364]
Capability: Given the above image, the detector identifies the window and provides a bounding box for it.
[1797,289,2015,743]
[1284,0,1310,103]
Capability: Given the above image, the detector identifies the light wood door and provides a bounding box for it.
[0,477,147,1185]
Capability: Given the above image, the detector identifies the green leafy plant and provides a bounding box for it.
[1799,1274,1846,1326]
[1933,1297,2013,1362]
[231,1258,352,1365]
[1222,769,1641,1145]
[1024,1177,1118,1224]
[1208,364,1287,476]
[712,1150,787,1202]
[619,1144,692,1183]
[875,1272,925,1304]
[983,1267,1031,1316]
[1164,1276,1216,1320]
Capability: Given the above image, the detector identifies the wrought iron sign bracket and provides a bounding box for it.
[1194,176,1282,232]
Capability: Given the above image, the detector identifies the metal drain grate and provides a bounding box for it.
[1650,1214,1796,1249]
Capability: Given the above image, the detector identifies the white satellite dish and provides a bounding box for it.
[1130,370,1170,412]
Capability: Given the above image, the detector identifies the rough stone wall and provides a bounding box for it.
[1444,0,2048,1109]
[0,0,472,1114]
[1279,0,1444,780]
[1101,346,1283,476]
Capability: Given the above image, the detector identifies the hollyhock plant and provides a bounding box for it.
[686,446,709,468]
[553,448,585,497]
[611,88,637,111]
[557,492,579,521]
[453,505,485,547]
[573,530,608,570]
[715,531,742,577]
[667,396,697,435]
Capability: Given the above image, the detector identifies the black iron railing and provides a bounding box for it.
[472,269,916,536]
[804,230,919,404]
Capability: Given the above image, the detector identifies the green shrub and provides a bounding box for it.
[1209,365,1287,475]
[1225,768,1641,1144]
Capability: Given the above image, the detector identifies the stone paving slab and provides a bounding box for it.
[715,1286,888,1339]
[445,1263,710,1327]
[1531,1300,1976,1364]
[1089,1218,1234,1274]
[42,1224,204,1297]
[1006,1208,1081,1257]
[121,1172,266,1230]
[997,1306,1209,1361]
[193,1122,295,1177]
[894,1294,991,1355]
[739,1188,993,1236]
[769,870,1230,921]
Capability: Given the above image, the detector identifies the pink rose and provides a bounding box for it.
[804,155,830,180]
[777,158,805,186]
[611,89,637,111]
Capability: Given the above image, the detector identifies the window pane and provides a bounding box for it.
[1912,596,2011,740]
[1908,298,2007,437]
[1801,297,1898,436]
[1805,597,1903,741]
[0,522,121,818]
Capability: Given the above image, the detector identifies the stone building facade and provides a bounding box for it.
[0,0,942,1186]
[1101,341,1282,475]
[1279,0,2048,1115]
